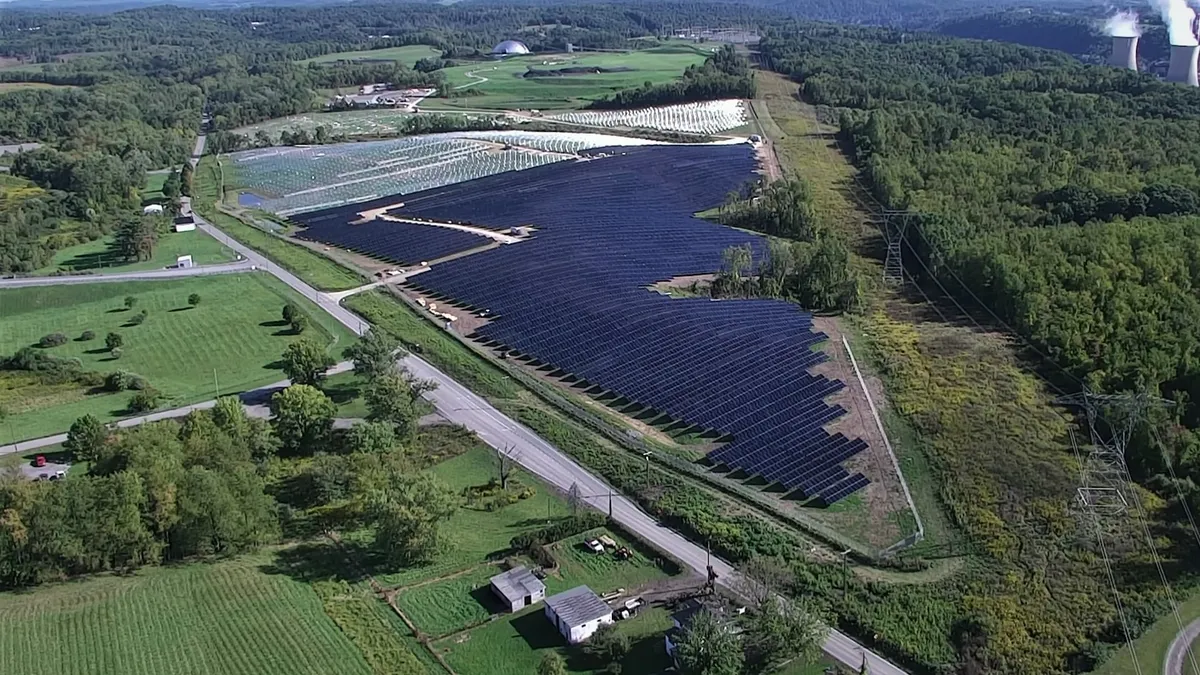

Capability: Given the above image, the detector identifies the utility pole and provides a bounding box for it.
[839,548,852,600]
[642,451,652,481]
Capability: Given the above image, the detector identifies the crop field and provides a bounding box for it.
[0,553,373,675]
[427,45,713,111]
[549,99,748,134]
[228,131,657,214]
[0,274,355,442]
[300,44,442,66]
[33,229,236,275]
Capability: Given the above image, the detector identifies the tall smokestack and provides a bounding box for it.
[1167,44,1200,85]
[1109,36,1140,69]
[1104,11,1141,70]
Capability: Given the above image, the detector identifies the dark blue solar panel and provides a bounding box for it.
[296,144,869,500]
[291,214,491,266]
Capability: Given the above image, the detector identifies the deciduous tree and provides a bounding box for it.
[675,610,743,675]
[270,384,335,455]
[281,338,334,386]
[63,414,109,462]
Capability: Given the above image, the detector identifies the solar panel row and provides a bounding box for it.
[295,144,871,505]
[290,214,492,266]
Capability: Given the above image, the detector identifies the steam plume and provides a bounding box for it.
[1104,10,1142,37]
[1152,0,1198,46]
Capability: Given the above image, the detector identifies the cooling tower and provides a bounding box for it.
[1108,35,1139,70]
[1167,44,1200,86]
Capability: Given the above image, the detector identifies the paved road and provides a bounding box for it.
[0,362,353,458]
[1166,618,1200,675]
[3,174,906,673]
[194,211,906,674]
[0,261,255,288]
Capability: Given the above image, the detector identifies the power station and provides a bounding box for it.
[1108,35,1139,70]
[1167,44,1200,85]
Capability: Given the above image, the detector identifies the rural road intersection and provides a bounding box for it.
[2,186,906,675]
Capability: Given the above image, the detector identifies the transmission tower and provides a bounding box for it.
[1057,391,1170,516]
[880,210,914,285]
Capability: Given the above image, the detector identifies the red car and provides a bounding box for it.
[33,455,46,468]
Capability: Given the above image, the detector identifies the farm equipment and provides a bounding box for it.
[614,546,632,560]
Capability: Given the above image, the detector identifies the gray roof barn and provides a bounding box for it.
[490,567,544,604]
[545,586,611,626]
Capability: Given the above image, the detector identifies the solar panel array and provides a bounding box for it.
[296,144,870,504]
[291,214,492,265]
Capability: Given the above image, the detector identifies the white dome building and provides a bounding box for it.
[492,40,531,56]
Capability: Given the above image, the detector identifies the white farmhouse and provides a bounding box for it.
[544,586,613,644]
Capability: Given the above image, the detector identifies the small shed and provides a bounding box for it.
[143,204,164,215]
[544,586,613,644]
[489,566,546,613]
[176,255,193,269]
[173,214,196,233]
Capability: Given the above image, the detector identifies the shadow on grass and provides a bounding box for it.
[263,360,285,371]
[260,319,289,328]
[260,540,371,583]
[512,610,564,650]
[469,584,510,616]
[169,307,193,313]
[322,379,362,406]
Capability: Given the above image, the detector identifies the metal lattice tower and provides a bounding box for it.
[881,210,913,285]
[1057,391,1171,516]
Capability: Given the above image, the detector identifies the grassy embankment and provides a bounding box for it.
[0,274,354,442]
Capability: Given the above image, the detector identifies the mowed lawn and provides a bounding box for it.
[33,229,236,275]
[0,553,373,675]
[427,45,710,111]
[371,442,572,587]
[0,274,356,442]
[435,604,675,675]
[301,44,441,66]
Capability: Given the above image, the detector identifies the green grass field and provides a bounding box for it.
[426,46,711,111]
[143,171,168,200]
[543,528,673,596]
[1094,589,1200,675]
[301,45,442,66]
[372,442,572,587]
[396,565,500,638]
[33,229,236,275]
[435,603,674,675]
[0,553,373,675]
[0,274,355,442]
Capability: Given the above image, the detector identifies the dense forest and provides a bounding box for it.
[761,22,1200,674]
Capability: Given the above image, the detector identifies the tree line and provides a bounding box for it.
[0,329,464,589]
[760,21,1200,674]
